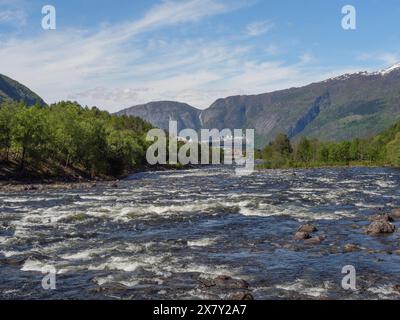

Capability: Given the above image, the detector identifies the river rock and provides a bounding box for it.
[391,209,400,218]
[304,235,325,245]
[0,222,12,231]
[206,275,249,289]
[92,283,130,293]
[214,275,249,289]
[294,232,312,240]
[394,250,400,256]
[366,221,396,235]
[297,224,318,233]
[393,285,400,293]
[344,244,361,252]
[5,252,49,266]
[369,214,394,222]
[229,292,254,300]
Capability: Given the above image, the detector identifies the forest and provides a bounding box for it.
[0,101,154,179]
[259,122,400,169]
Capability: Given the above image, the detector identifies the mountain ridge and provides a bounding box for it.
[116,64,400,148]
[0,73,45,106]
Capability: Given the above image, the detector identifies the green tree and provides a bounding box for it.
[386,133,400,166]
[295,137,313,162]
[78,119,108,176]
[271,133,293,156]
[48,102,82,166]
[12,105,49,169]
[337,141,351,164]
[0,102,15,160]
[349,138,361,161]
[316,143,330,163]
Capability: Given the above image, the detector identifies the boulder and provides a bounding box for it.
[394,250,400,256]
[369,214,394,222]
[229,292,254,300]
[344,244,361,252]
[0,222,11,231]
[297,224,318,233]
[391,208,400,218]
[212,275,249,289]
[393,285,400,293]
[366,221,396,235]
[304,236,325,245]
[92,283,130,293]
[294,232,312,240]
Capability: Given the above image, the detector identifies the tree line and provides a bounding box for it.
[0,101,154,178]
[259,122,400,169]
[2,100,400,178]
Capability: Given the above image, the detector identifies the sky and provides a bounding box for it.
[1,0,400,112]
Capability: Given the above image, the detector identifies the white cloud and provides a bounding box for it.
[379,53,399,65]
[0,0,369,112]
[0,1,27,27]
[358,52,399,66]
[0,0,238,107]
[299,52,316,65]
[245,20,273,37]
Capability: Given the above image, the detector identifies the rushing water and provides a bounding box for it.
[0,166,400,300]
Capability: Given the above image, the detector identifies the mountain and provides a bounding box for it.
[0,74,45,106]
[116,101,202,132]
[116,64,400,148]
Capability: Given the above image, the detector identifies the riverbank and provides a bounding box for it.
[0,158,115,189]
[255,160,395,170]
[0,158,197,192]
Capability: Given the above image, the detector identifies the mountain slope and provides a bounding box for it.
[116,101,201,132]
[117,64,400,147]
[0,74,45,106]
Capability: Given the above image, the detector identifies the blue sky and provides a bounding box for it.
[1,0,400,111]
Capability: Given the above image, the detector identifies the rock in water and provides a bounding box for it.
[391,208,400,218]
[213,275,249,289]
[294,232,312,240]
[369,214,394,222]
[92,283,130,293]
[297,224,318,233]
[366,221,396,235]
[304,236,325,245]
[344,244,361,252]
[229,292,254,300]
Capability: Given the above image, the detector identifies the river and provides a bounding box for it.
[0,166,400,299]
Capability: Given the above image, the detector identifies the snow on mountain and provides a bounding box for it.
[324,63,400,83]
[377,63,400,75]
